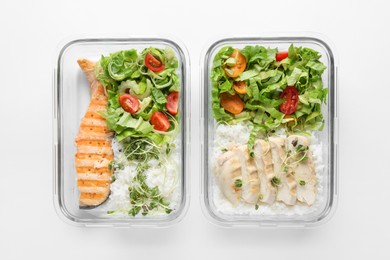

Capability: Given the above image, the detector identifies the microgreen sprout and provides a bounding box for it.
[234,179,243,188]
[296,144,308,153]
[271,177,281,187]
[127,171,172,217]
[109,160,124,171]
[122,137,160,162]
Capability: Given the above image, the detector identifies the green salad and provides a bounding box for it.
[210,44,328,156]
[96,47,180,143]
[95,47,181,216]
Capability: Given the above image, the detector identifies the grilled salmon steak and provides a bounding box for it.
[75,59,113,208]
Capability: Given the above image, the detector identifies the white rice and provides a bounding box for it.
[103,136,181,216]
[212,123,325,216]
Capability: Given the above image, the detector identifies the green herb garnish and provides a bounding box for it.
[299,180,306,186]
[296,144,308,153]
[127,171,172,217]
[293,145,309,163]
[121,137,160,162]
[108,160,124,171]
[271,177,281,187]
[234,179,243,188]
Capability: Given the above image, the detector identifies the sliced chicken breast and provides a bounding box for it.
[214,151,242,206]
[215,135,317,208]
[286,135,317,206]
[253,140,276,204]
[269,137,297,206]
[234,146,260,204]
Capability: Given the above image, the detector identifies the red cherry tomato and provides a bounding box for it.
[150,112,170,131]
[166,92,179,115]
[276,51,289,62]
[119,94,140,114]
[145,53,165,72]
[279,86,299,115]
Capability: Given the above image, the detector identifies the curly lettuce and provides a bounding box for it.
[95,49,138,87]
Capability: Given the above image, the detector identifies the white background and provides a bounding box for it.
[1,0,389,259]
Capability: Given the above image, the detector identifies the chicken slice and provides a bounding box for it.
[234,146,260,204]
[286,135,317,206]
[253,140,276,204]
[214,151,242,206]
[269,137,297,206]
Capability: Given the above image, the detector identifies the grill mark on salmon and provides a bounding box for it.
[75,59,113,208]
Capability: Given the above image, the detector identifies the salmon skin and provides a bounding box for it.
[75,59,113,209]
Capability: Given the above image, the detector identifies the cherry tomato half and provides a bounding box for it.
[279,86,299,115]
[119,94,140,114]
[166,92,179,115]
[145,53,165,72]
[150,112,170,131]
[224,49,246,78]
[275,51,289,62]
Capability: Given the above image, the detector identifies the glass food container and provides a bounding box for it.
[201,35,338,228]
[53,37,190,227]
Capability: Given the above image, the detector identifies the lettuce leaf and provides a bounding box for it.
[151,88,167,105]
[108,50,138,81]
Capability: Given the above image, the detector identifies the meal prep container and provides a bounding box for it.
[200,35,338,228]
[53,36,190,227]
